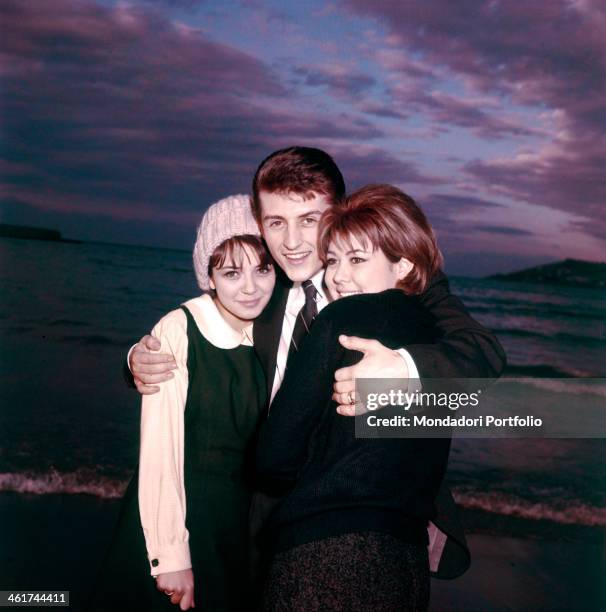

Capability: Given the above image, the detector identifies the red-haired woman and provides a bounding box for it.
[256,184,447,611]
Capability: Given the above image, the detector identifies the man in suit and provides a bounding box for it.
[131,146,505,400]
[129,146,505,580]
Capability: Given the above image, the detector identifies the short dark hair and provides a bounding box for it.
[318,184,443,295]
[251,146,346,222]
[208,234,273,277]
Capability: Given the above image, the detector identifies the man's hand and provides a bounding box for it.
[130,335,177,395]
[333,335,408,416]
[155,569,195,610]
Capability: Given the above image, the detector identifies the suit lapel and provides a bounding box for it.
[253,270,291,396]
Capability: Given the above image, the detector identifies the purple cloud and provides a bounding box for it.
[398,192,550,277]
[418,193,513,251]
[344,0,606,245]
[424,193,504,211]
[473,225,534,237]
[407,91,537,139]
[0,0,409,246]
[336,147,440,188]
[356,101,409,120]
[293,64,376,98]
[365,46,536,138]
[464,134,606,240]
[346,0,606,117]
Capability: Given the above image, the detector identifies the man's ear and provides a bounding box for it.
[396,258,414,281]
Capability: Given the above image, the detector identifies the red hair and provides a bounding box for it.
[318,184,442,294]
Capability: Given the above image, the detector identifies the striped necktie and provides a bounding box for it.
[288,279,318,357]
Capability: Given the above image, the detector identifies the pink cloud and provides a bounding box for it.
[1,0,413,239]
[344,0,606,244]
[293,63,376,99]
[464,131,606,239]
[406,90,538,139]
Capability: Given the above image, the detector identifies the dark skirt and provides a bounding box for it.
[86,474,252,611]
[262,531,430,612]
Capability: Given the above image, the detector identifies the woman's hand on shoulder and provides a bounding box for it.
[155,569,195,609]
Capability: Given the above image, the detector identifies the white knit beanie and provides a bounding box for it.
[193,194,261,291]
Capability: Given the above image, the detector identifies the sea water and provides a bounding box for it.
[1,237,605,533]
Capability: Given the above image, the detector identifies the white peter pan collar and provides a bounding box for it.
[183,294,254,349]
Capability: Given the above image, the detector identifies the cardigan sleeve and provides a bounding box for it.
[407,272,506,379]
[256,312,342,485]
[138,308,192,576]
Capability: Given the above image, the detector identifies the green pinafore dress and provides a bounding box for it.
[88,305,266,611]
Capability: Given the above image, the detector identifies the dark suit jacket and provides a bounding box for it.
[252,268,292,399]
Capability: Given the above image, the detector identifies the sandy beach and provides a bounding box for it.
[1,492,604,611]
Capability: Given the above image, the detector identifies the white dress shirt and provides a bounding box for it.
[270,269,328,403]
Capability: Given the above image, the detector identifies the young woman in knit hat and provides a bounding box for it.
[89,195,275,611]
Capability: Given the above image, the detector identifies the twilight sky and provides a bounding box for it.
[1,0,605,275]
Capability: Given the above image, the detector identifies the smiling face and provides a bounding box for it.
[324,235,413,300]
[209,243,276,330]
[259,191,332,282]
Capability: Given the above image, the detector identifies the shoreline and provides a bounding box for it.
[1,492,604,611]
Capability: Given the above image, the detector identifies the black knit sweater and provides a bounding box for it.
[255,289,451,553]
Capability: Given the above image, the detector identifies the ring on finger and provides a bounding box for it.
[347,391,355,405]
[164,591,175,596]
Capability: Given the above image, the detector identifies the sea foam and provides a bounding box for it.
[454,489,606,527]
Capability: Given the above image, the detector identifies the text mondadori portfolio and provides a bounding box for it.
[366,415,543,428]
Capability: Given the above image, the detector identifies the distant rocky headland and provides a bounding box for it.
[0,224,80,244]
[488,259,605,289]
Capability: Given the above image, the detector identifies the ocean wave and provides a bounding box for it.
[469,304,605,321]
[504,363,594,377]
[0,469,128,499]
[87,257,120,268]
[453,489,606,527]
[2,470,604,529]
[495,328,547,339]
[513,376,606,397]
[87,258,150,272]
[495,328,605,347]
